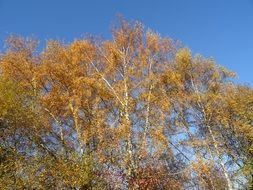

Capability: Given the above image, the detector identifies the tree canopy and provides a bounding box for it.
[0,19,252,190]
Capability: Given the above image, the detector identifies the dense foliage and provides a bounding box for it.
[0,19,252,189]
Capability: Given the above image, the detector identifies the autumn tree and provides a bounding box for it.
[0,18,252,189]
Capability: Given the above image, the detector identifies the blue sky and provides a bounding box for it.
[0,0,252,85]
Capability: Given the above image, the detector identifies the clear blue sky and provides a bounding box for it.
[0,0,252,85]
